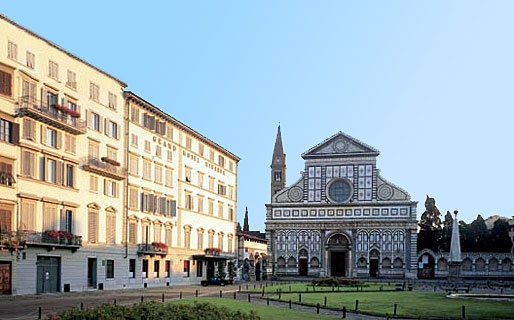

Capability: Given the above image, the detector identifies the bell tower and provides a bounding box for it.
[271,125,286,201]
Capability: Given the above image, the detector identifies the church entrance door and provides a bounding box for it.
[369,259,379,277]
[330,251,345,276]
[299,258,308,276]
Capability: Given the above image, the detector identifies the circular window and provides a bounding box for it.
[327,178,352,203]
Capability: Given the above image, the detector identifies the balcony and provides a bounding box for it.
[16,96,86,135]
[137,243,168,257]
[1,230,82,252]
[81,156,126,180]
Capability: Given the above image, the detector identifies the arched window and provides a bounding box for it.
[310,257,319,268]
[287,257,297,267]
[502,258,512,272]
[382,257,391,268]
[476,258,486,271]
[489,258,499,271]
[357,257,367,269]
[393,258,403,268]
[277,257,286,267]
[437,258,448,271]
[462,258,472,271]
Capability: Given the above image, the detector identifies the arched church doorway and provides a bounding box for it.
[327,233,351,277]
[417,251,435,279]
[369,249,380,277]
[298,248,308,276]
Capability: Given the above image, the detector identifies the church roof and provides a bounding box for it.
[302,131,380,159]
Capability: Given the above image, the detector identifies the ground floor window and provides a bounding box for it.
[106,260,114,279]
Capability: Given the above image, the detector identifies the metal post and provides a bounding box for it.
[324,296,327,307]
[162,293,164,302]
[355,300,359,311]
[195,289,198,297]
[462,305,465,319]
[299,293,302,303]
[317,303,320,314]
[220,290,222,298]
[38,307,42,319]
[289,299,292,309]
[141,296,144,303]
[394,303,397,316]
[114,299,117,306]
[267,297,269,306]
[248,293,251,302]
[342,306,346,318]
[234,292,237,300]
[180,291,182,299]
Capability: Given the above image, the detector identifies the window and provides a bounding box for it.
[42,204,57,231]
[142,113,155,130]
[184,166,192,182]
[0,119,18,144]
[26,51,35,69]
[155,164,163,184]
[48,60,58,79]
[20,200,36,231]
[165,260,171,278]
[129,220,137,244]
[208,176,215,192]
[0,70,12,97]
[228,206,234,221]
[0,205,13,232]
[88,141,100,160]
[197,228,204,250]
[7,41,17,60]
[274,171,282,182]
[89,112,101,131]
[327,178,353,203]
[106,260,114,279]
[89,175,98,193]
[209,149,214,161]
[144,140,151,153]
[218,155,225,167]
[155,145,162,158]
[129,187,139,210]
[64,134,76,154]
[197,196,204,213]
[167,150,173,162]
[142,159,152,180]
[106,211,116,244]
[65,164,75,188]
[208,199,214,215]
[129,259,136,278]
[104,180,117,197]
[42,158,57,183]
[218,184,226,196]
[165,167,173,187]
[129,155,139,176]
[155,120,166,135]
[0,158,15,186]
[228,185,234,199]
[108,92,117,109]
[61,209,73,233]
[218,201,224,218]
[218,232,224,251]
[66,70,76,89]
[131,134,138,147]
[89,82,99,102]
[21,150,35,178]
[154,260,160,278]
[45,128,59,148]
[22,113,37,136]
[22,78,37,101]
[198,172,204,188]
[185,136,192,150]
[130,106,139,123]
[45,90,58,109]
[184,226,191,249]
[199,144,204,156]
[208,230,214,248]
[88,210,99,243]
[107,147,117,163]
[185,192,193,210]
[107,120,119,139]
[227,234,233,253]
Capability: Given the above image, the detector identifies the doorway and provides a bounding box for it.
[330,251,346,276]
[0,262,11,295]
[369,259,379,277]
[87,258,97,288]
[299,258,308,276]
[37,256,60,294]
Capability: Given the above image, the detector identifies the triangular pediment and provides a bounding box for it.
[301,132,379,159]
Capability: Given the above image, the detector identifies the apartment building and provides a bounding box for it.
[0,15,239,295]
[124,92,239,287]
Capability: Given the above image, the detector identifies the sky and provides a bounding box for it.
[3,1,514,231]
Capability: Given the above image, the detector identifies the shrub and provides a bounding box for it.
[311,277,362,287]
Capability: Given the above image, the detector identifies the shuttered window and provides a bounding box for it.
[129,221,137,244]
[42,205,57,231]
[88,211,99,243]
[20,201,36,231]
[106,212,116,244]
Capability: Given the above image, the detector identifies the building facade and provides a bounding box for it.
[0,14,239,295]
[266,127,418,279]
[236,207,268,281]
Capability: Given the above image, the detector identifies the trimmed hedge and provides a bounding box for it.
[47,301,260,320]
[311,277,362,287]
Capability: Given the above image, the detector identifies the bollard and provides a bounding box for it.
[299,293,302,303]
[38,307,42,320]
[195,289,198,297]
[394,303,397,316]
[262,287,265,297]
[289,299,292,309]
[220,290,223,298]
[141,296,144,303]
[279,289,281,299]
[324,296,327,307]
[289,285,291,292]
[246,284,248,290]
[462,305,465,319]
[239,285,241,292]
[114,298,117,306]
[342,306,346,319]
[254,284,256,289]
[332,286,335,292]
[355,300,359,311]
[306,287,309,293]
[162,293,165,302]
[267,297,270,306]
[80,302,84,310]
[234,292,237,300]
[180,291,182,299]
[248,293,251,303]
[317,303,320,314]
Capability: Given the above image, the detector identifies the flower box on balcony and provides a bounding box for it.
[204,247,221,256]
[152,241,167,252]
[101,157,120,167]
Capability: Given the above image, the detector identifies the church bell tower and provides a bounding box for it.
[270,125,286,201]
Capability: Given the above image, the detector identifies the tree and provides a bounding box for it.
[470,214,488,251]
[417,196,443,252]
[488,219,511,252]
[439,211,453,252]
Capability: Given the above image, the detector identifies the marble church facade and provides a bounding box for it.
[265,128,418,279]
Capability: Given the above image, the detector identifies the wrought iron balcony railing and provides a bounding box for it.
[16,96,86,135]
[137,243,168,256]
[1,230,82,252]
[81,156,126,180]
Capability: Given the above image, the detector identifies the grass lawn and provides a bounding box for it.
[170,297,337,320]
[241,282,514,319]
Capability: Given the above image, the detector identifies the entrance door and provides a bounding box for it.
[37,256,60,294]
[87,258,97,288]
[330,251,346,276]
[369,259,379,277]
[206,260,215,278]
[299,258,308,276]
[0,262,11,295]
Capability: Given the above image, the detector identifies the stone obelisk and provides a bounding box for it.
[448,210,462,283]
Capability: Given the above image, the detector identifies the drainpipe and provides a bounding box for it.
[123,94,129,259]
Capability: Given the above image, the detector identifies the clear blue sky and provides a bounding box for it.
[3,2,513,231]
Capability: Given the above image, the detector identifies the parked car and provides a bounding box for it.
[201,277,228,286]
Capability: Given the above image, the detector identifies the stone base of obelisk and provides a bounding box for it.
[447,261,462,284]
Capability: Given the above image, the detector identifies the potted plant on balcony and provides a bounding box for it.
[101,157,120,167]
[205,247,221,256]
[152,241,167,252]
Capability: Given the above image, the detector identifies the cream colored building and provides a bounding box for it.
[0,14,239,295]
[124,92,239,287]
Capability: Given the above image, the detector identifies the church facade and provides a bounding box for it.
[265,127,418,279]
